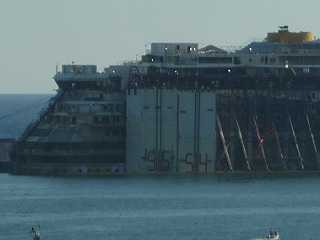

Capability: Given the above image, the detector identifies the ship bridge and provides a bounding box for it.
[54,65,122,90]
[54,65,109,83]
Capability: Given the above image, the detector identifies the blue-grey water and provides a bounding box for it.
[1,174,320,240]
[0,94,51,139]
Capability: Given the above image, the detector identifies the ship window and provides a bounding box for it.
[105,128,111,136]
[72,117,77,124]
[117,104,124,112]
[111,115,120,124]
[94,116,98,123]
[103,116,110,123]
[234,57,241,65]
[112,128,120,136]
[106,104,114,112]
[115,104,120,112]
[199,57,232,64]
[303,67,310,73]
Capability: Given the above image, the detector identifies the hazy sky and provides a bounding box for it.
[0,0,319,93]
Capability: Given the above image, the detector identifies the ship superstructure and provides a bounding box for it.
[11,26,320,175]
[13,65,126,175]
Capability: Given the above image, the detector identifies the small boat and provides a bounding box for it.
[31,225,41,240]
[253,230,280,240]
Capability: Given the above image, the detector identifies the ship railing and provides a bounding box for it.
[37,90,64,120]
[54,72,109,82]
[18,120,39,142]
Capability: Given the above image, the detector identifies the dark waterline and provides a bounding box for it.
[1,174,319,240]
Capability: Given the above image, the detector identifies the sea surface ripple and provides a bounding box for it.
[0,174,319,240]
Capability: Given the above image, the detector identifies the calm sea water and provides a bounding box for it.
[1,174,320,240]
[0,94,51,139]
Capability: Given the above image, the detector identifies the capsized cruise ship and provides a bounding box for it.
[11,26,320,175]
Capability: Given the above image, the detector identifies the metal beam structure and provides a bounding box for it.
[217,115,233,172]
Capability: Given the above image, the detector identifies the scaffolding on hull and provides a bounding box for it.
[215,90,320,173]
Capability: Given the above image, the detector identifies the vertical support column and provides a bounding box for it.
[154,88,159,171]
[158,88,163,170]
[193,91,197,173]
[192,90,201,173]
[272,122,287,170]
[247,130,254,171]
[217,115,233,172]
[154,87,162,171]
[175,93,180,173]
[253,116,270,172]
[235,118,251,171]
[159,88,162,162]
[288,115,304,170]
[246,93,254,170]
[196,91,201,172]
[306,114,319,169]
